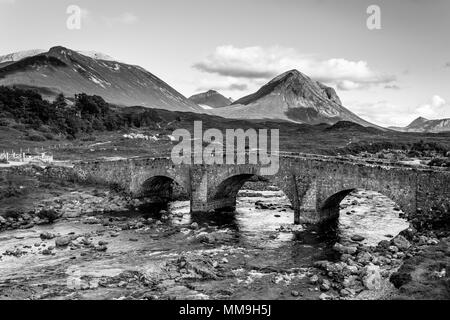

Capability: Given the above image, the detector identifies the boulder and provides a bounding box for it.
[55,236,71,247]
[391,235,411,251]
[362,265,382,290]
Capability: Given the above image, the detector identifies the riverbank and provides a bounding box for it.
[0,166,448,300]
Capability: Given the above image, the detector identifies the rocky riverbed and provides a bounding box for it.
[0,168,448,300]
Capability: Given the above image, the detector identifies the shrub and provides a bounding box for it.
[26,133,46,141]
[428,158,450,168]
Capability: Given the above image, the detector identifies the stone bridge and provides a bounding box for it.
[72,154,450,226]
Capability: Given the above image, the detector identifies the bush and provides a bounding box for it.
[43,132,56,140]
[26,133,46,141]
[428,158,450,168]
[4,210,22,219]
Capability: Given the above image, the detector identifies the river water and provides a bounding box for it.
[0,188,409,300]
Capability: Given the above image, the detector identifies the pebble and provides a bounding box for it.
[351,235,365,242]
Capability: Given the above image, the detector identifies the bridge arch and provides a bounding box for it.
[318,187,411,223]
[210,172,295,212]
[134,171,189,204]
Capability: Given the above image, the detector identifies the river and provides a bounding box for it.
[0,188,409,300]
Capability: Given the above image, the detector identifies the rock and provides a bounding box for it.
[309,275,319,284]
[362,265,382,290]
[291,290,299,297]
[37,209,60,223]
[96,245,108,252]
[351,235,365,242]
[389,245,399,253]
[345,265,359,275]
[377,240,391,251]
[134,222,145,229]
[342,275,359,288]
[356,251,372,265]
[40,232,55,240]
[55,236,71,247]
[319,293,332,300]
[314,260,330,269]
[399,227,417,241]
[221,258,229,264]
[340,288,353,297]
[41,249,52,255]
[190,222,199,230]
[333,243,357,255]
[62,210,82,218]
[320,279,331,291]
[340,254,353,262]
[0,216,7,224]
[391,235,411,251]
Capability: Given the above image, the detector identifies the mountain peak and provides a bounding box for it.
[216,70,378,128]
[408,117,430,128]
[0,46,203,113]
[188,90,232,108]
[268,69,308,84]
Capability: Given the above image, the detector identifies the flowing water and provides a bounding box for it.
[0,188,409,300]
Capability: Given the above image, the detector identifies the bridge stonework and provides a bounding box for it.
[73,155,450,227]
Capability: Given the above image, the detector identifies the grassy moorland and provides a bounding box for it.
[1,86,450,162]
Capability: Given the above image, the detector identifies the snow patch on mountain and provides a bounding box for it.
[0,49,46,63]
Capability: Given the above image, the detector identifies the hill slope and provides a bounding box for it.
[0,46,203,112]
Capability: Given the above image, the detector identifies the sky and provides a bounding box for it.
[1,0,449,127]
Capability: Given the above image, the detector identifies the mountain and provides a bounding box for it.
[0,49,46,67]
[389,117,450,133]
[188,90,232,108]
[209,70,378,127]
[0,46,203,112]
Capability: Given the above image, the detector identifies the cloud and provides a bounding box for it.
[384,84,400,90]
[193,45,395,90]
[348,95,450,127]
[0,0,16,4]
[226,83,248,91]
[415,95,449,119]
[104,12,139,26]
[445,62,450,68]
[194,77,249,93]
[348,101,413,127]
